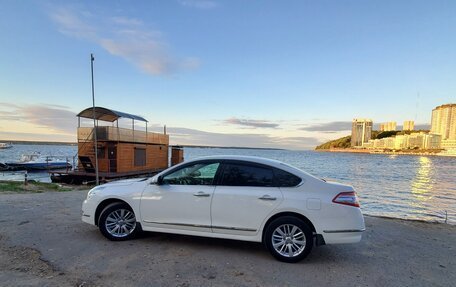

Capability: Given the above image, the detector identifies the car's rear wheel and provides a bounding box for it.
[98,202,140,241]
[264,216,313,263]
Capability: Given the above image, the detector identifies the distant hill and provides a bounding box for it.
[315,130,430,150]
[315,135,351,150]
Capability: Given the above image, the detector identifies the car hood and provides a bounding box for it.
[102,177,149,187]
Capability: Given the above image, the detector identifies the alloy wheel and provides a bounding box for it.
[105,208,137,238]
[271,224,306,258]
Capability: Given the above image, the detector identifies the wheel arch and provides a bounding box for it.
[94,198,132,226]
[262,211,317,242]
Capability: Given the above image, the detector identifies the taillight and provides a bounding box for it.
[332,192,360,207]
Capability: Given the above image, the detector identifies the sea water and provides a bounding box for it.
[1,144,455,224]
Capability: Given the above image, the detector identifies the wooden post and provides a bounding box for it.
[91,53,99,186]
[117,120,120,142]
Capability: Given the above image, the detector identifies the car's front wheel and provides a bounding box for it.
[264,216,313,263]
[98,202,140,241]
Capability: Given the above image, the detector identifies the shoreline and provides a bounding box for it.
[316,148,456,157]
[364,214,449,225]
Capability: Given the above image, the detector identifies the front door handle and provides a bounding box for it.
[259,195,277,201]
[193,191,211,197]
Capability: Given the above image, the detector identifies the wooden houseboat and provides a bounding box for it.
[51,106,183,184]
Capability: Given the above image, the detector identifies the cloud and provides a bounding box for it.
[50,7,96,39]
[299,121,352,132]
[111,16,143,26]
[0,131,74,142]
[49,6,199,75]
[178,0,217,9]
[47,103,73,109]
[222,117,280,129]
[148,126,320,150]
[0,102,21,109]
[0,104,77,135]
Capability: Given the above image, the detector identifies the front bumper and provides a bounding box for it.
[81,199,97,226]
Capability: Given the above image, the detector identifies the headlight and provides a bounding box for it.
[87,186,105,199]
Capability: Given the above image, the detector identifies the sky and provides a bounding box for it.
[0,0,455,149]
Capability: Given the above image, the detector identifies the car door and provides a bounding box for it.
[211,161,283,235]
[140,161,221,232]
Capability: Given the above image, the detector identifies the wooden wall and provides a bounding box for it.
[116,143,168,173]
[77,141,168,173]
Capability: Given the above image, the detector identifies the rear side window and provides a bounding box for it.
[273,168,302,187]
[220,163,274,187]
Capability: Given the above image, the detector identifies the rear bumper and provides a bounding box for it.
[317,203,365,244]
[321,229,364,244]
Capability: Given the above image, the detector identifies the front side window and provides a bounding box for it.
[162,162,220,185]
[220,163,274,187]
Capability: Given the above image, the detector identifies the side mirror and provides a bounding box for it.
[155,175,164,185]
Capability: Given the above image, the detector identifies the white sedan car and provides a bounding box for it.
[82,155,365,263]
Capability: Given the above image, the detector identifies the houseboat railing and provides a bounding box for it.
[77,126,168,144]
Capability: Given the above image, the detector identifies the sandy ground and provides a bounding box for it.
[0,190,455,287]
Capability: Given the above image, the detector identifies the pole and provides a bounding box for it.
[91,53,99,185]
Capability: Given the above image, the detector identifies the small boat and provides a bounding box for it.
[0,163,9,171]
[0,142,13,149]
[5,154,72,171]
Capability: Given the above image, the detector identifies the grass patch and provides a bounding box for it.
[0,180,72,193]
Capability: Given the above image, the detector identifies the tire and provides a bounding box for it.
[98,202,140,241]
[264,216,313,263]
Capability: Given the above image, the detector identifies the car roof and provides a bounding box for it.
[189,155,284,166]
[187,155,317,177]
[162,155,324,183]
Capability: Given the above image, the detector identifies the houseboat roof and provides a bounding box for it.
[77,107,148,122]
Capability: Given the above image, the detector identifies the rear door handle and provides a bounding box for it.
[259,195,276,201]
[193,191,211,197]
